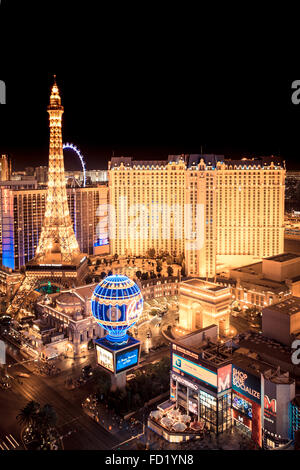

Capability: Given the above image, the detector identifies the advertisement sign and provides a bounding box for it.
[171,372,200,392]
[218,364,232,393]
[263,379,277,434]
[232,365,261,404]
[232,408,252,431]
[172,353,217,388]
[116,346,139,373]
[232,392,252,420]
[96,344,114,372]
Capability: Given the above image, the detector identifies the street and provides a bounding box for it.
[0,347,120,450]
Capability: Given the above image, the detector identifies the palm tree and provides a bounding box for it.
[17,401,40,427]
[38,404,57,431]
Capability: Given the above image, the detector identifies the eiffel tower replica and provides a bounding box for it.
[8,77,88,317]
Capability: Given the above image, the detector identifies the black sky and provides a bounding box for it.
[0,73,299,172]
[0,1,299,171]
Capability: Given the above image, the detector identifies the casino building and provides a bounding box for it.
[109,155,285,278]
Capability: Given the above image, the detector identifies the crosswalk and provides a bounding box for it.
[0,434,21,451]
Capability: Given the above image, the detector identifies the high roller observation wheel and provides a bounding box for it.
[63,143,87,188]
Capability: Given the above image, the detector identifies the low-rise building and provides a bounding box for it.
[262,297,300,346]
[229,253,300,311]
[36,284,104,359]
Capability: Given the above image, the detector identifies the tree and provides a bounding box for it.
[167,266,174,277]
[135,271,142,279]
[147,248,156,259]
[100,272,107,279]
[38,404,57,431]
[17,401,40,427]
[96,259,101,267]
[166,255,173,265]
[114,254,119,261]
[176,253,185,266]
[141,272,149,281]
[156,264,162,274]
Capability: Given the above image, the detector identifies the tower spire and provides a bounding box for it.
[35,77,81,263]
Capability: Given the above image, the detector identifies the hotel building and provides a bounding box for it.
[109,154,285,278]
[0,154,11,181]
[0,184,109,270]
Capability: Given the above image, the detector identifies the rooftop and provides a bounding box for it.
[109,155,285,170]
[173,326,232,367]
[181,278,229,293]
[232,352,279,379]
[237,331,293,364]
[266,297,300,315]
[232,262,262,276]
[265,253,300,263]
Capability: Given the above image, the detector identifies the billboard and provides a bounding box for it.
[232,392,253,420]
[116,346,139,373]
[96,344,114,373]
[232,365,261,404]
[263,379,277,434]
[172,353,217,388]
[218,364,232,393]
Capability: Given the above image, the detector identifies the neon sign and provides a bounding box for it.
[264,396,277,414]
[232,366,261,404]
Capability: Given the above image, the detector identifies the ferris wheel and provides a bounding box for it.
[63,143,87,188]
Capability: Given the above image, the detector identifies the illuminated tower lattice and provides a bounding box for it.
[35,76,80,263]
[7,78,88,318]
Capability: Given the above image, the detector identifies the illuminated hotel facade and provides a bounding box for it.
[109,155,285,278]
[0,184,109,270]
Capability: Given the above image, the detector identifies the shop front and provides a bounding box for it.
[170,347,232,435]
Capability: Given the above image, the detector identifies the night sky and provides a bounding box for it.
[0,2,299,172]
[0,73,299,171]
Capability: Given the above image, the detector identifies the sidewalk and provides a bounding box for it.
[83,401,143,443]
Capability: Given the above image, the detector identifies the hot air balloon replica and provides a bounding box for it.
[91,275,143,389]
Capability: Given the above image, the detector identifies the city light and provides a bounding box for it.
[0,75,299,454]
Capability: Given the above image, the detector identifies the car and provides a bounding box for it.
[16,372,30,378]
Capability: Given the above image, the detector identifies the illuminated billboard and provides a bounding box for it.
[232,365,261,404]
[95,336,141,375]
[96,344,114,372]
[263,379,277,434]
[217,364,232,393]
[172,353,217,388]
[116,346,139,373]
[232,393,253,420]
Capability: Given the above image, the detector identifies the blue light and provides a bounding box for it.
[63,143,87,188]
[94,238,109,248]
[116,347,139,372]
[2,227,15,270]
[91,275,143,344]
